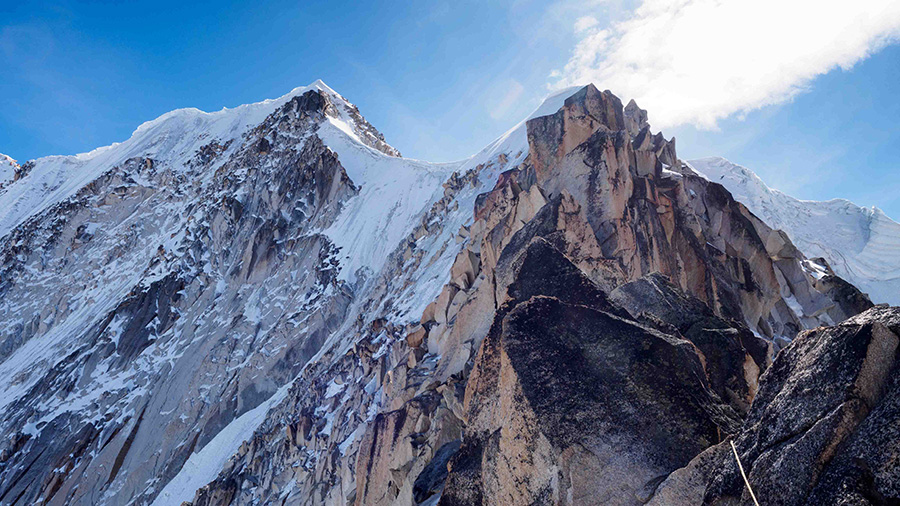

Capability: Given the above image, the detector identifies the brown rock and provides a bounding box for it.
[406,325,427,348]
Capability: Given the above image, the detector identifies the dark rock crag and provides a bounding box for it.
[652,305,900,505]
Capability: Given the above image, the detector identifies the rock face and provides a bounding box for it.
[0,154,22,189]
[522,85,867,339]
[0,82,884,506]
[440,240,741,506]
[651,305,900,505]
[610,273,770,415]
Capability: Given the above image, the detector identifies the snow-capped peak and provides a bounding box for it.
[454,85,585,175]
[688,156,900,305]
[0,80,403,241]
[1,81,889,506]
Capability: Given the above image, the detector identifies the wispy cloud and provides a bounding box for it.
[574,15,600,33]
[552,0,900,130]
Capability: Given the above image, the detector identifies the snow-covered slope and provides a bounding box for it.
[0,80,398,241]
[0,80,587,506]
[0,80,459,505]
[689,156,900,305]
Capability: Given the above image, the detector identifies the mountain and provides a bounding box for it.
[689,156,900,306]
[0,82,895,506]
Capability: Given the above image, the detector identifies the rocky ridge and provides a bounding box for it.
[0,82,893,506]
[689,156,900,306]
[185,85,878,506]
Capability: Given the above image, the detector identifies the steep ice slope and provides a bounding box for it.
[316,84,584,325]
[150,382,292,506]
[689,156,900,304]
[317,128,458,285]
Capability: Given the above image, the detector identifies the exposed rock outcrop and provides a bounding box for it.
[650,305,900,505]
[610,273,771,415]
[441,239,740,505]
[690,156,900,306]
[523,85,867,340]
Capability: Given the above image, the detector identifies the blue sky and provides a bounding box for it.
[2,0,899,217]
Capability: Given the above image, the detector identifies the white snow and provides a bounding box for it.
[150,382,291,506]
[689,156,900,304]
[324,378,345,399]
[802,259,829,280]
[317,119,457,283]
[338,423,366,456]
[0,81,342,241]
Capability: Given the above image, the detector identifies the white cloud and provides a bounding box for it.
[553,0,900,130]
[574,15,600,33]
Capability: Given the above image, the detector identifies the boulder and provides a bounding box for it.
[611,273,771,414]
